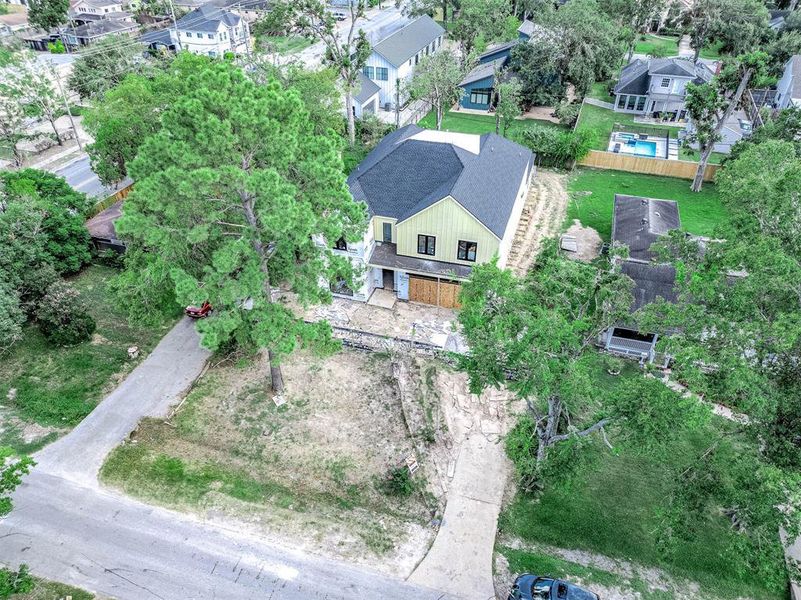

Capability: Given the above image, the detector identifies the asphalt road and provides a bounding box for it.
[52,155,127,199]
[0,319,455,600]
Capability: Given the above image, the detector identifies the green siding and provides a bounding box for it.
[395,197,499,266]
[372,216,397,242]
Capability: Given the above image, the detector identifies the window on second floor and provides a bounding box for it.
[185,31,192,37]
[376,67,388,81]
[660,77,670,88]
[334,237,348,251]
[208,33,214,39]
[363,65,374,79]
[457,240,477,262]
[417,234,436,256]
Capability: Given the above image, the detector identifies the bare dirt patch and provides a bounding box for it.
[507,170,571,276]
[102,349,446,576]
[562,219,603,262]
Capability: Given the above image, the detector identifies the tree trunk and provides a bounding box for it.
[442,0,447,22]
[48,117,62,146]
[627,41,635,64]
[436,101,443,130]
[692,44,700,64]
[268,348,284,394]
[345,85,356,147]
[691,67,754,192]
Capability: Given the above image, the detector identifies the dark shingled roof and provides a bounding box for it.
[621,261,678,312]
[348,124,534,238]
[68,18,137,38]
[85,201,122,241]
[372,15,444,68]
[612,194,680,262]
[614,58,713,95]
[460,56,506,86]
[177,3,239,32]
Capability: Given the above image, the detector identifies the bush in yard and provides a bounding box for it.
[377,466,416,498]
[36,280,96,346]
[514,125,596,168]
[0,282,24,355]
[17,264,58,317]
[0,564,34,598]
[553,101,580,127]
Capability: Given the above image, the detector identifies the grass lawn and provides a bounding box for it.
[567,168,727,239]
[586,81,614,104]
[699,41,724,60]
[418,109,568,137]
[633,33,679,57]
[498,355,786,600]
[259,35,313,54]
[0,264,174,452]
[679,146,727,165]
[12,576,95,600]
[576,103,678,151]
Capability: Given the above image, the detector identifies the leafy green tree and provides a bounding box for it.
[458,245,700,489]
[115,60,367,393]
[84,53,207,185]
[407,49,466,130]
[68,36,144,101]
[452,0,512,60]
[0,282,24,355]
[0,93,25,166]
[603,0,666,61]
[27,0,69,32]
[272,0,371,147]
[494,77,522,135]
[0,447,34,517]
[678,0,769,62]
[36,280,96,345]
[0,564,34,599]
[729,106,801,159]
[509,41,566,106]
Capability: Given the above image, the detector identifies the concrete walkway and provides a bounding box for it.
[678,35,694,59]
[409,434,510,600]
[33,317,211,486]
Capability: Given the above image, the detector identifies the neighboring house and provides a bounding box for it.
[0,11,30,36]
[140,26,177,51]
[775,55,801,110]
[334,124,534,307]
[362,15,445,110]
[173,3,250,56]
[63,18,138,47]
[351,71,381,119]
[603,194,680,362]
[457,42,517,111]
[613,57,714,122]
[85,201,126,253]
[682,109,753,154]
[71,0,124,15]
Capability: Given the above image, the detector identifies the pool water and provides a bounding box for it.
[633,140,657,157]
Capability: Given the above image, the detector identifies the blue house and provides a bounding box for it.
[457,20,539,111]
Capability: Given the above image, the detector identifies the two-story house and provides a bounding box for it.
[173,3,250,56]
[362,15,445,110]
[613,57,714,122]
[775,55,801,110]
[336,125,534,308]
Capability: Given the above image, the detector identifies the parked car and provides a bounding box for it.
[508,574,599,600]
[185,301,212,318]
[332,11,347,20]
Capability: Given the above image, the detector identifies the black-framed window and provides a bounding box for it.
[470,88,492,106]
[417,234,435,256]
[382,222,392,242]
[617,94,626,108]
[376,67,388,81]
[363,66,374,79]
[457,240,477,262]
[334,237,347,251]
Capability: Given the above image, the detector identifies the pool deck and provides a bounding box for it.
[607,132,680,160]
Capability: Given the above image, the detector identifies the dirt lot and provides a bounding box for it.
[101,349,444,576]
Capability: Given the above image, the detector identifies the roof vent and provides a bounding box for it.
[641,218,649,225]
[641,198,648,205]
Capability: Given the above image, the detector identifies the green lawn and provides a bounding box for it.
[567,168,727,239]
[12,576,95,600]
[586,81,614,104]
[699,41,724,60]
[499,356,785,600]
[418,109,568,137]
[633,33,680,57]
[259,35,313,54]
[0,264,174,451]
[678,146,727,165]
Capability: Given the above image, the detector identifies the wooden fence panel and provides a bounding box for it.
[578,150,718,182]
[439,281,461,309]
[409,276,462,308]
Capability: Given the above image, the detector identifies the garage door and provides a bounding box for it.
[408,276,461,309]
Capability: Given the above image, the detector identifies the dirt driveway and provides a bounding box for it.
[506,169,570,276]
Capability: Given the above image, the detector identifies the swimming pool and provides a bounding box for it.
[632,140,657,157]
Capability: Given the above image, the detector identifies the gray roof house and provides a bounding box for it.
[63,18,137,47]
[351,72,381,119]
[613,57,714,122]
[333,125,534,307]
[776,55,801,110]
[361,15,445,110]
[603,195,680,362]
[173,3,250,56]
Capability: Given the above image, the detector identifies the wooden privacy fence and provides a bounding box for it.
[578,150,718,182]
[408,275,461,309]
[89,182,134,217]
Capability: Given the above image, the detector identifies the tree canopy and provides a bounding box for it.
[114,59,366,393]
[68,36,146,101]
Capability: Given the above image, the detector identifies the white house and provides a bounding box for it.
[351,72,381,119]
[173,3,250,57]
[362,15,445,110]
[71,0,124,15]
[775,55,801,110]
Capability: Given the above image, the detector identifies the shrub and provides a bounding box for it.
[0,282,24,355]
[514,125,596,168]
[36,280,96,346]
[554,101,581,127]
[356,114,395,149]
[377,465,416,498]
[18,264,58,317]
[0,564,34,598]
[48,39,65,54]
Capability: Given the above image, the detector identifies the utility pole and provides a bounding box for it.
[167,0,182,51]
[52,66,82,151]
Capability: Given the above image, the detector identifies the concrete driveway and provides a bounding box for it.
[0,318,455,600]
